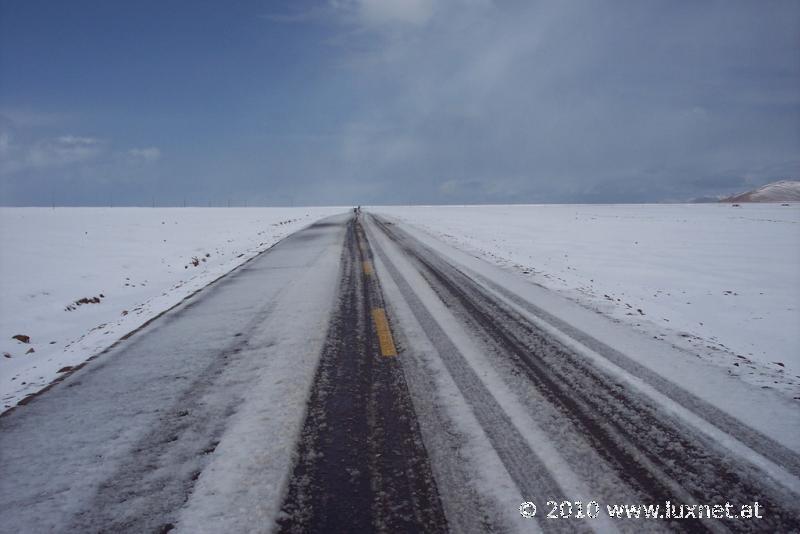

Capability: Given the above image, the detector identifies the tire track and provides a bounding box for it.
[472,271,800,479]
[277,216,447,533]
[368,220,595,533]
[370,215,800,533]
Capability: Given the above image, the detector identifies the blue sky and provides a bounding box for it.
[1,0,798,205]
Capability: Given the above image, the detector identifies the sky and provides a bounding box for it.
[0,0,798,206]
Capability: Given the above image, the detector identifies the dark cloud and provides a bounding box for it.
[324,0,800,203]
[1,0,798,205]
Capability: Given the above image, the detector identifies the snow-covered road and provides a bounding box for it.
[0,215,347,532]
[1,211,798,533]
[373,204,800,396]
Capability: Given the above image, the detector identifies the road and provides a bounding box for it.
[1,212,799,533]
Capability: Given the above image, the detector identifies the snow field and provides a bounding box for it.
[0,207,344,411]
[373,204,800,396]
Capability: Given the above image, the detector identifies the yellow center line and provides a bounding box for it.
[371,308,397,357]
[363,261,374,275]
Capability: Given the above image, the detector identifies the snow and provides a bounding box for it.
[173,218,345,533]
[372,204,800,396]
[0,207,344,412]
[0,215,347,532]
[365,212,800,531]
[722,180,800,203]
[367,223,621,533]
[383,214,800,451]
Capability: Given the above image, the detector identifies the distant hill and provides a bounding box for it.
[720,180,800,203]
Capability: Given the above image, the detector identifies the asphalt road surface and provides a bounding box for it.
[1,212,798,533]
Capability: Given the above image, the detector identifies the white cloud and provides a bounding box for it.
[128,147,161,163]
[268,0,448,30]
[0,131,161,176]
[28,136,103,168]
[332,0,485,30]
[356,0,435,27]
